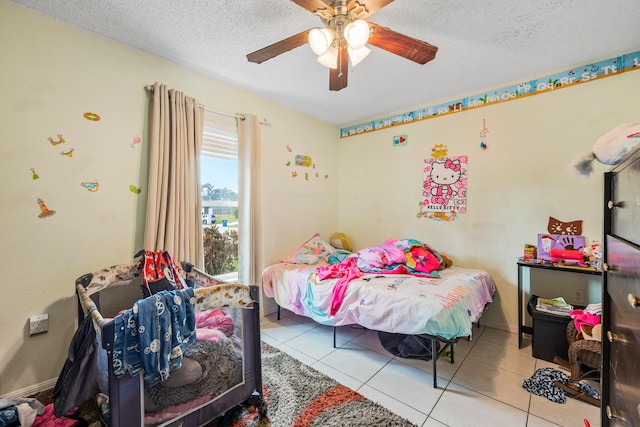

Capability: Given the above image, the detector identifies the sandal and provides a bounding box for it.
[553,380,601,407]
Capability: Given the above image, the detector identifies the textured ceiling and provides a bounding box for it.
[9,0,640,126]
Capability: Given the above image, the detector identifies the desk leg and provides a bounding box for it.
[518,264,523,349]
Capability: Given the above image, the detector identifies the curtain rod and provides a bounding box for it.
[200,106,245,121]
[144,85,245,121]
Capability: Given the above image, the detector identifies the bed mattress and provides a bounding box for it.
[262,263,496,339]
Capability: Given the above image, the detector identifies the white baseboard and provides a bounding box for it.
[1,378,57,399]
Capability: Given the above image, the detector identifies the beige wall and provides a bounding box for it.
[2,0,638,397]
[0,0,338,396]
[338,70,640,331]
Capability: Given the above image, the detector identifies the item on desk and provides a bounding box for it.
[523,244,537,261]
[548,248,589,268]
[586,240,603,271]
[536,296,573,316]
[537,234,585,261]
[548,248,584,260]
[556,259,588,267]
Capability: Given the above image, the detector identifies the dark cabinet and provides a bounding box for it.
[602,146,640,426]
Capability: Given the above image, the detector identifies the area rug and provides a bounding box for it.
[221,343,417,427]
[31,343,416,427]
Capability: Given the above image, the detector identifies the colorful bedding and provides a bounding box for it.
[262,263,496,340]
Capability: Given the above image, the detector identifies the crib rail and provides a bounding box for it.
[75,262,256,338]
[76,282,107,331]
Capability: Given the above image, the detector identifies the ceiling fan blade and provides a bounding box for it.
[367,22,438,64]
[291,0,333,14]
[247,30,311,64]
[330,48,349,91]
[349,0,394,16]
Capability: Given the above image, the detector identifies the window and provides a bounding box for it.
[201,121,239,280]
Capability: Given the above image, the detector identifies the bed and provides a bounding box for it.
[56,253,266,427]
[262,236,496,387]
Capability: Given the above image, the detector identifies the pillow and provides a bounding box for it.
[330,232,353,252]
[283,233,336,264]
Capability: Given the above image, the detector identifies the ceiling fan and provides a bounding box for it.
[246,0,438,91]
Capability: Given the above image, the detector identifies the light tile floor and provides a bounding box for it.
[260,310,601,427]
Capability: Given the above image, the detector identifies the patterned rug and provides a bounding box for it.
[32,343,416,427]
[221,343,417,427]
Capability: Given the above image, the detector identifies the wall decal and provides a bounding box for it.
[295,155,313,167]
[48,134,65,146]
[393,135,407,146]
[30,168,40,180]
[129,185,142,194]
[37,198,56,218]
[286,145,326,181]
[80,180,99,192]
[340,50,640,138]
[60,148,74,157]
[130,135,141,148]
[479,119,489,150]
[83,112,101,121]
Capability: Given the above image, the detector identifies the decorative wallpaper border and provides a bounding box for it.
[339,50,640,139]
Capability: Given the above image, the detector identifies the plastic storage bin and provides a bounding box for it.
[527,296,570,363]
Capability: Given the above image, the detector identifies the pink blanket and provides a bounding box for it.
[317,257,362,316]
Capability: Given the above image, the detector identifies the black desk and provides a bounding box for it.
[517,258,601,348]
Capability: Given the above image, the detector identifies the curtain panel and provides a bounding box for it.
[237,114,262,287]
[144,83,203,266]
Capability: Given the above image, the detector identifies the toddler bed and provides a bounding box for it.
[262,236,496,387]
[56,253,265,427]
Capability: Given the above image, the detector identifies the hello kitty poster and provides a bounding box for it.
[419,145,467,220]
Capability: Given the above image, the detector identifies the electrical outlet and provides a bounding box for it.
[574,289,585,305]
[29,314,48,335]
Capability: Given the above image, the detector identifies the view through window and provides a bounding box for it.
[201,123,239,281]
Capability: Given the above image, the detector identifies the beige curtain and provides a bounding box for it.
[144,82,204,266]
[237,114,262,286]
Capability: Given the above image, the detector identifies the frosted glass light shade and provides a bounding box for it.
[348,46,371,66]
[344,19,370,49]
[309,28,334,56]
[317,46,339,69]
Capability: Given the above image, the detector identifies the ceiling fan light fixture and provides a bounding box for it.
[309,28,334,56]
[317,46,339,69]
[348,45,370,67]
[344,19,370,50]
